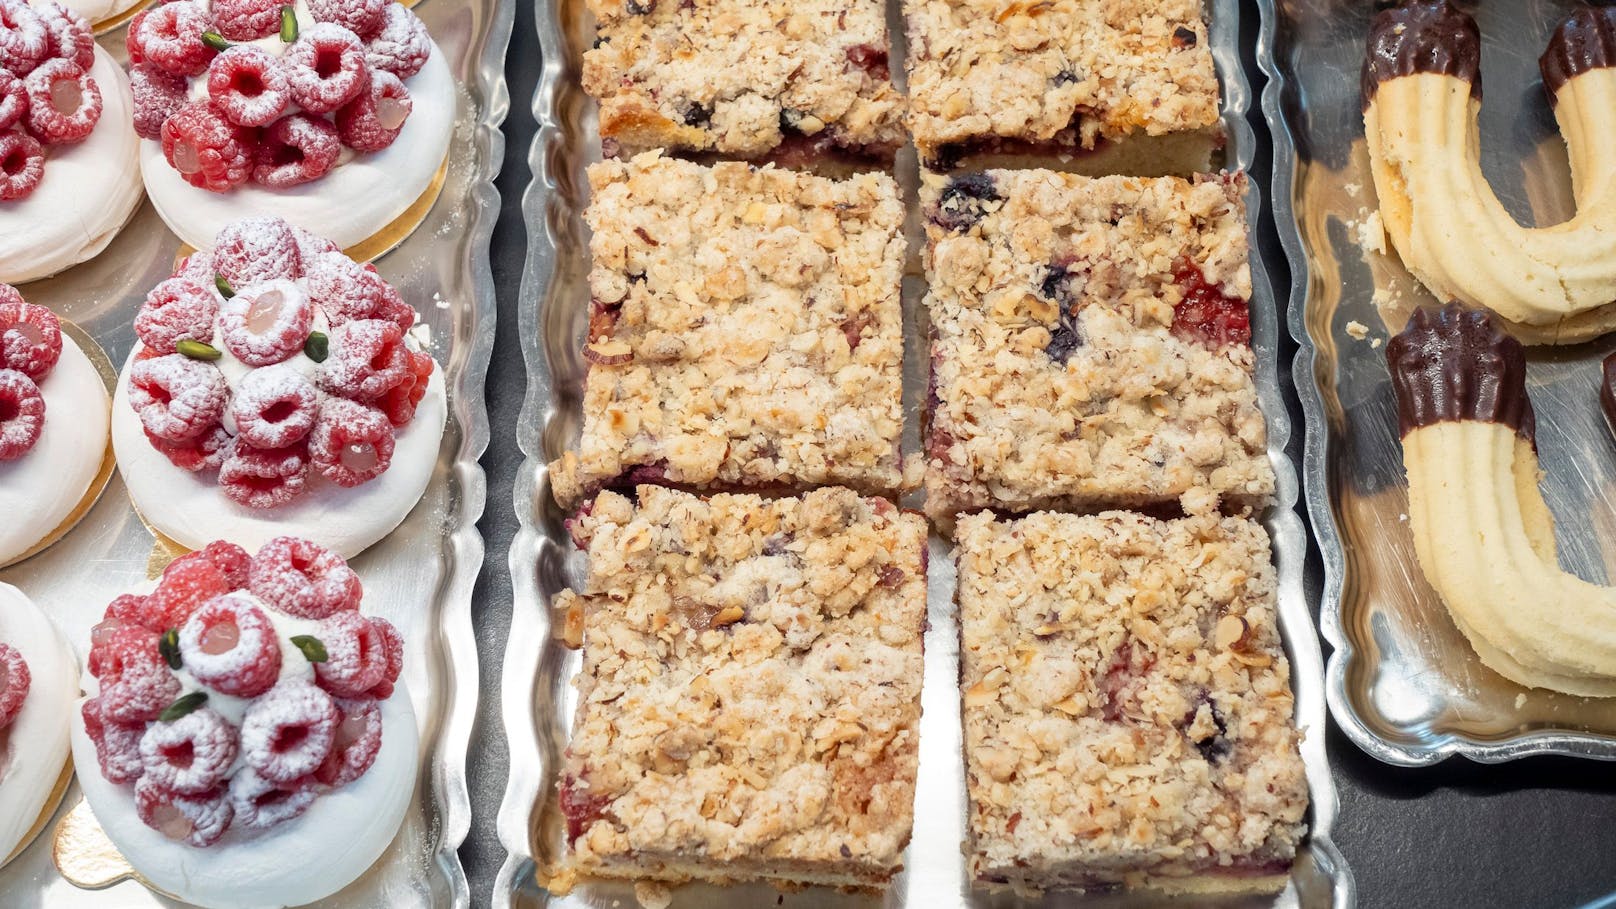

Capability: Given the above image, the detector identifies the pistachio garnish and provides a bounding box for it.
[201,30,232,51]
[176,339,223,361]
[290,634,328,663]
[159,628,182,670]
[214,274,235,298]
[279,5,298,41]
[159,691,208,723]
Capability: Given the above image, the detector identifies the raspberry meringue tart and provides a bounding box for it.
[111,217,446,559]
[128,0,454,257]
[0,583,76,868]
[0,283,115,568]
[0,0,143,285]
[66,537,418,907]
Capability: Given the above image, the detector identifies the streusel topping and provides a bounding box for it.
[549,153,907,508]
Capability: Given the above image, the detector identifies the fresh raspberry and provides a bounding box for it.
[0,369,43,461]
[100,593,163,634]
[229,766,317,829]
[233,366,319,450]
[0,130,43,201]
[88,616,157,677]
[160,101,255,192]
[211,0,281,41]
[35,0,92,71]
[128,353,229,443]
[134,776,232,846]
[178,595,282,698]
[176,249,216,285]
[252,112,340,188]
[364,2,428,80]
[139,706,239,795]
[134,276,218,355]
[82,696,147,784]
[303,251,401,326]
[0,0,47,76]
[308,397,393,487]
[0,642,28,730]
[375,348,429,426]
[152,550,235,629]
[214,216,302,285]
[292,225,339,262]
[199,540,253,589]
[0,69,26,131]
[309,0,383,38]
[207,46,291,128]
[248,536,361,618]
[240,681,339,783]
[219,279,312,367]
[126,2,214,77]
[314,696,380,786]
[130,64,188,141]
[364,616,402,699]
[334,68,408,152]
[145,423,231,472]
[24,58,100,143]
[96,633,181,724]
[218,440,310,508]
[0,298,61,379]
[309,611,386,697]
[318,319,409,401]
[283,23,368,114]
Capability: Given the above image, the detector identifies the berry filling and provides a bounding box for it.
[85,537,401,844]
[0,641,29,730]
[1171,263,1252,348]
[134,1,432,193]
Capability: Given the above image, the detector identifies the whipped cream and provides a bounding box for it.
[141,35,456,252]
[0,331,111,567]
[0,583,76,867]
[70,678,418,909]
[111,338,447,559]
[0,47,144,285]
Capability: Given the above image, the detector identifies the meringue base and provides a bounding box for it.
[0,584,78,870]
[0,326,116,569]
[66,683,419,909]
[111,356,447,560]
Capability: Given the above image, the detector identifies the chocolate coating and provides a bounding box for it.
[1386,303,1535,444]
[1362,0,1481,111]
[1541,5,1616,103]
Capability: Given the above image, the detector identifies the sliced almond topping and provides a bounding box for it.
[1214,614,1250,651]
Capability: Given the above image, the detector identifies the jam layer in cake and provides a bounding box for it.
[920,169,1273,527]
[548,153,907,509]
[954,508,1308,895]
[551,485,926,891]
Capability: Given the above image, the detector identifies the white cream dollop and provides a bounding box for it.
[0,47,143,285]
[0,583,76,868]
[141,31,456,252]
[0,331,111,567]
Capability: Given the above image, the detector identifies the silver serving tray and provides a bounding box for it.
[0,0,511,900]
[1260,0,1616,764]
[497,0,1354,904]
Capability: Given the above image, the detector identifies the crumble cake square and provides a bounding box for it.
[903,0,1221,172]
[583,0,906,164]
[549,153,908,509]
[920,168,1275,526]
[954,508,1309,895]
[549,485,928,891]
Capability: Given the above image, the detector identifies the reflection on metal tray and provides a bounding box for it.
[498,0,1352,905]
[0,0,512,901]
[1262,0,1616,764]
